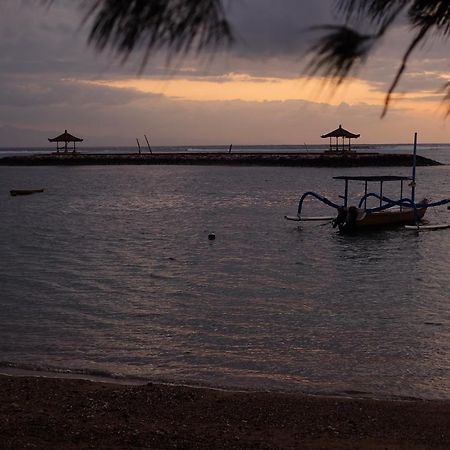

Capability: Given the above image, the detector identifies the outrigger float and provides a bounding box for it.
[285,133,450,232]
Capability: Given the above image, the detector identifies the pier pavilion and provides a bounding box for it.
[321,125,360,152]
[48,130,83,153]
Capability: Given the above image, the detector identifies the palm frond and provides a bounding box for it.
[337,0,409,25]
[381,23,431,116]
[409,0,450,36]
[311,0,450,115]
[440,80,450,116]
[307,26,374,84]
[83,0,232,66]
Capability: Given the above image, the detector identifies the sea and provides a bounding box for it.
[1,143,450,400]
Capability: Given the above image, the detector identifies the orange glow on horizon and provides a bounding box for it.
[84,73,442,112]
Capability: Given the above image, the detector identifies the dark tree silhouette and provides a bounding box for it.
[83,0,232,68]
[308,1,450,116]
[47,1,450,114]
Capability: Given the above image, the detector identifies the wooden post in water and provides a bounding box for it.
[344,180,349,207]
[136,138,141,155]
[144,135,152,154]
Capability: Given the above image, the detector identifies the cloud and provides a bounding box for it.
[0,75,154,108]
[225,0,334,59]
[1,0,450,147]
[0,76,448,147]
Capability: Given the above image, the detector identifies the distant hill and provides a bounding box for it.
[0,125,52,148]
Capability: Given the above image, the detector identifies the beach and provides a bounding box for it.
[2,374,450,449]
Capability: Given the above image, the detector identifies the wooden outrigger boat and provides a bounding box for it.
[10,189,44,196]
[286,133,450,232]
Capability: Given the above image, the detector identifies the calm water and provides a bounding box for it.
[1,147,450,399]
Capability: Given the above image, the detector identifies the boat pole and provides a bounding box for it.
[412,132,419,229]
[136,138,142,155]
[412,132,417,204]
[144,134,152,154]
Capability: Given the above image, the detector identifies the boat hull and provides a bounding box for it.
[356,206,427,228]
[334,199,428,232]
[10,189,44,196]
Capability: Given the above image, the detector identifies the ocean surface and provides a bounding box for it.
[1,144,450,400]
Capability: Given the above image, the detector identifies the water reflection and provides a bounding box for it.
[0,163,450,399]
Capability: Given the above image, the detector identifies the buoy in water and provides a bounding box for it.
[208,233,216,240]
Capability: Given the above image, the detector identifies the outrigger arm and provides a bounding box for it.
[284,191,341,222]
[357,193,450,213]
[285,188,450,224]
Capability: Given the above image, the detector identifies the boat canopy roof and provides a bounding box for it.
[333,175,411,182]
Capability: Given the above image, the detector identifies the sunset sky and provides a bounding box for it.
[2,0,450,146]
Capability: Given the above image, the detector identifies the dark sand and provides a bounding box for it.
[0,152,441,167]
[2,375,450,449]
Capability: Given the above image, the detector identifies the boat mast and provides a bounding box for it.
[411,132,417,205]
[412,132,419,229]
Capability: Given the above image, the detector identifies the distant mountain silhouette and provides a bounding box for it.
[0,125,52,148]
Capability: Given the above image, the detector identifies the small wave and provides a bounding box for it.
[0,361,147,385]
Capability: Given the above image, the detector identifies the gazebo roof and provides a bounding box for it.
[321,125,360,139]
[48,130,83,143]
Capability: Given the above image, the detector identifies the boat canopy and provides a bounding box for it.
[333,176,411,182]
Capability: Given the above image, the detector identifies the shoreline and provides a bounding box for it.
[0,151,442,167]
[2,374,450,449]
[0,366,434,402]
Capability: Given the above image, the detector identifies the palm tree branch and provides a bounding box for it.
[82,0,233,63]
[306,26,375,84]
[381,23,431,117]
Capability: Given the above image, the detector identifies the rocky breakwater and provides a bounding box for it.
[0,152,442,167]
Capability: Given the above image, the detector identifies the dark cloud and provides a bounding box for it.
[0,1,338,79]
[226,0,334,58]
[0,75,156,108]
[1,0,450,147]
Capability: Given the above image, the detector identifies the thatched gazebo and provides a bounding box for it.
[321,125,360,152]
[48,130,83,153]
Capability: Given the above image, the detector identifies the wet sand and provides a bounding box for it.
[0,152,441,166]
[2,375,450,449]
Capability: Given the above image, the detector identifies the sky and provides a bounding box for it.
[1,0,450,147]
